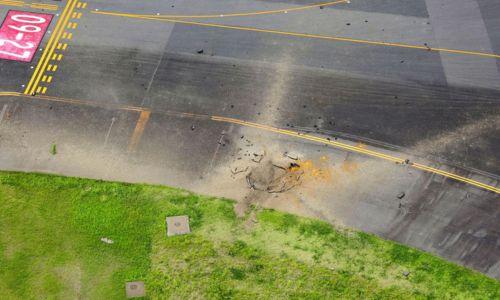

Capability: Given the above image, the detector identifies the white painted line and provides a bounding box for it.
[103,117,116,146]
[0,104,8,125]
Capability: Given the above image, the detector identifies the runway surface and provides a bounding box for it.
[0,0,499,277]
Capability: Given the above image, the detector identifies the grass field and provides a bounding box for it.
[0,171,498,299]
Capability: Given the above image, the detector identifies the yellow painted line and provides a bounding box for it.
[62,43,68,50]
[81,2,87,9]
[76,2,81,8]
[72,22,78,29]
[52,65,58,71]
[25,0,75,95]
[36,86,42,94]
[46,76,52,83]
[56,43,62,50]
[2,91,498,193]
[29,0,77,95]
[42,75,47,82]
[93,11,500,60]
[30,3,58,10]
[0,1,24,7]
[41,86,47,94]
[127,110,151,152]
[56,54,63,61]
[134,0,347,19]
[0,1,58,10]
[210,116,500,194]
[67,32,73,39]
[0,92,21,96]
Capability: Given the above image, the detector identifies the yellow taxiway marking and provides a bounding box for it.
[24,0,76,95]
[211,116,500,194]
[128,110,151,152]
[0,92,21,97]
[0,92,498,194]
[0,0,58,10]
[92,11,500,60]
[134,0,347,19]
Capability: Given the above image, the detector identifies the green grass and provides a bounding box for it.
[0,171,497,299]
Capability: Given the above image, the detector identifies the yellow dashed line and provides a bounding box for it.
[56,54,63,61]
[56,43,62,50]
[46,76,53,83]
[62,43,68,50]
[76,2,81,8]
[52,65,58,71]
[36,86,42,94]
[81,2,87,9]
[42,75,47,82]
[41,87,47,94]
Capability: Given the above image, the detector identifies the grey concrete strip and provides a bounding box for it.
[426,0,500,89]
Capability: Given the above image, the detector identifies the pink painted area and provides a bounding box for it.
[0,10,53,62]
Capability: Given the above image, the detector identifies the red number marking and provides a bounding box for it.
[0,10,53,62]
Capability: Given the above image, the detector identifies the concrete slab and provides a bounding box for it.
[166,215,191,236]
[125,281,146,298]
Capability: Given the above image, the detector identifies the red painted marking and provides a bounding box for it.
[0,10,53,62]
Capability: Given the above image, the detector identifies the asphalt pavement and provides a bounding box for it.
[0,0,499,278]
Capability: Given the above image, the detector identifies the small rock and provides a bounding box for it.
[319,5,324,9]
[196,48,204,54]
[190,125,195,130]
[397,192,405,199]
[402,270,410,277]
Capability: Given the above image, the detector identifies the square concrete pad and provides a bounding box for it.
[125,281,145,298]
[166,215,191,236]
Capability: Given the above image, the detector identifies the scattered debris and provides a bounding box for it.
[126,281,146,298]
[284,152,299,160]
[231,166,248,175]
[252,153,264,163]
[397,192,406,199]
[190,124,195,131]
[100,237,114,244]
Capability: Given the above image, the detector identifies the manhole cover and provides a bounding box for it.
[166,215,191,236]
[125,281,145,298]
